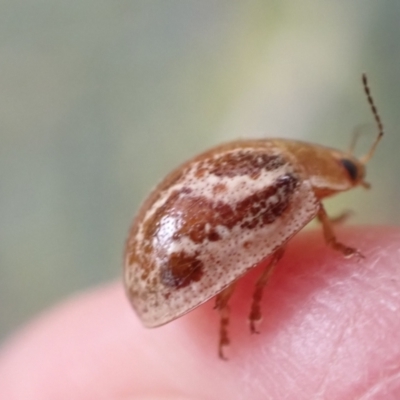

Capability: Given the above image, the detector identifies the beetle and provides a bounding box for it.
[124,74,383,359]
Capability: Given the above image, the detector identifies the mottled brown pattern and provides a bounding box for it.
[238,174,298,228]
[160,251,204,288]
[149,173,298,290]
[159,173,299,243]
[125,168,187,268]
[187,222,221,243]
[201,151,285,179]
[125,141,281,272]
[141,173,299,249]
[126,145,298,295]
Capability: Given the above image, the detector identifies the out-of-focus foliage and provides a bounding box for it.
[1,1,399,340]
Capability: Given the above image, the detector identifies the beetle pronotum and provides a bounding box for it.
[124,74,383,358]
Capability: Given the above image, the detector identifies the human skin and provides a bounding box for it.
[0,227,400,400]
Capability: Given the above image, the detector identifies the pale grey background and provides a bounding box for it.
[1,1,399,340]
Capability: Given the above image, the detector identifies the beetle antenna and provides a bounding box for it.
[360,73,384,164]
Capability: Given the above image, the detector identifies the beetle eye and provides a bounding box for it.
[340,159,358,181]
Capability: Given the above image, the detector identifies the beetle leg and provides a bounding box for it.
[215,282,237,360]
[317,203,364,258]
[249,247,285,334]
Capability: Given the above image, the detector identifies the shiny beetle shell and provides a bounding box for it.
[123,74,383,349]
[124,137,369,327]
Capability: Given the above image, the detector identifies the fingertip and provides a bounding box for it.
[1,227,400,400]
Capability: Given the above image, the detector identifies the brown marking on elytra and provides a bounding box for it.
[151,173,299,250]
[127,161,299,296]
[128,171,299,294]
[208,229,221,241]
[160,251,204,288]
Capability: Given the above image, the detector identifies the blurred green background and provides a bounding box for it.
[1,1,399,341]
